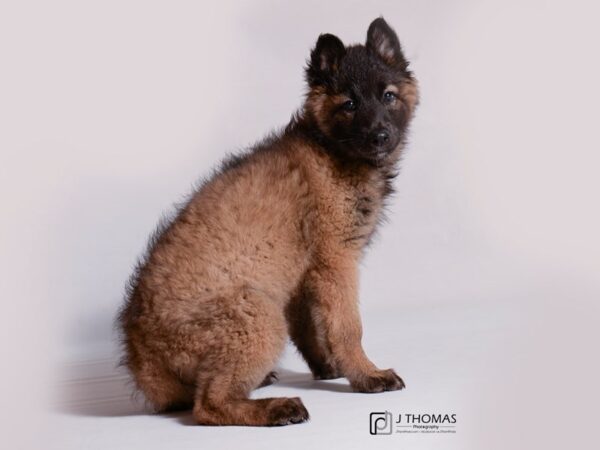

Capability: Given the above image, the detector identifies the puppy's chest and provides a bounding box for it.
[338,177,386,249]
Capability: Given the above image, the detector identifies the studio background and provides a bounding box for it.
[1,0,598,449]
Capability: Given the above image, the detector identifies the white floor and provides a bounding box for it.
[48,299,541,450]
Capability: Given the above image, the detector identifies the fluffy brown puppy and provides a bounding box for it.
[118,17,419,426]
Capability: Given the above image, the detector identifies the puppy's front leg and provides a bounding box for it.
[305,259,405,393]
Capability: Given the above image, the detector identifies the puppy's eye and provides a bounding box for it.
[341,100,357,112]
[383,91,397,103]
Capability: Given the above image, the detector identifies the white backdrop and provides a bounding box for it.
[1,1,599,449]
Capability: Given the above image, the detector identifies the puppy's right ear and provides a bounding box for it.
[305,33,346,87]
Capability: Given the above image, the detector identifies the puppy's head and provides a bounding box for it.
[305,18,418,163]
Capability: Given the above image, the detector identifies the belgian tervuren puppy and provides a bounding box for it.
[118,17,419,426]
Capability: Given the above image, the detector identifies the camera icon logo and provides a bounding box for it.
[369,411,393,435]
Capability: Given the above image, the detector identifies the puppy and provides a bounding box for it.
[118,17,419,426]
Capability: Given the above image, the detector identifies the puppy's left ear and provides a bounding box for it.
[366,17,408,70]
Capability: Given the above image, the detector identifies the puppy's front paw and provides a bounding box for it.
[351,369,405,393]
[311,363,342,380]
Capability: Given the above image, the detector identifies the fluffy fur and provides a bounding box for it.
[118,17,419,426]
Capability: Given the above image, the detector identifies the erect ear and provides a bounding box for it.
[366,17,407,69]
[306,33,346,86]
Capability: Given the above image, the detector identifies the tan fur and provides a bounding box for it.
[119,29,418,427]
[400,79,419,114]
[305,86,352,134]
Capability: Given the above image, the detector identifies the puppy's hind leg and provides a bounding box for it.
[192,288,309,426]
[128,354,194,413]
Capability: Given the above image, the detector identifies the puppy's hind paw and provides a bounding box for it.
[258,371,279,388]
[266,397,309,426]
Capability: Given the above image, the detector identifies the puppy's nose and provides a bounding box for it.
[371,129,390,146]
